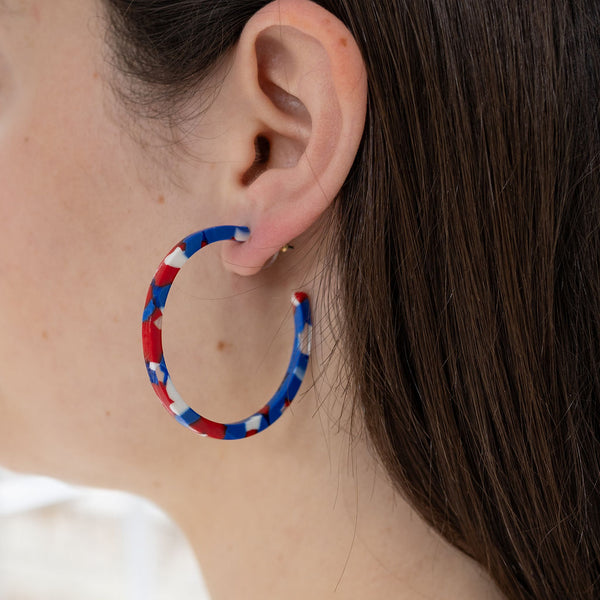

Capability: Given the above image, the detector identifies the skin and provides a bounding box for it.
[0,1,506,598]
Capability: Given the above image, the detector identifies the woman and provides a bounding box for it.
[1,0,598,598]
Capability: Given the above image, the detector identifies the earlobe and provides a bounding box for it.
[219,0,367,276]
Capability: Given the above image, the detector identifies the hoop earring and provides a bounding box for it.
[142,225,312,440]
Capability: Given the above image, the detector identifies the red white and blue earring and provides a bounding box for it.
[142,225,312,440]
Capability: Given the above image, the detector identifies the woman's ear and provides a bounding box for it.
[217,0,367,276]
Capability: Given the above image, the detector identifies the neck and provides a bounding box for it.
[152,384,505,600]
[140,255,504,600]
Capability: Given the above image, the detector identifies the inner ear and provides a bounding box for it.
[236,28,314,187]
[241,135,271,186]
[240,126,308,187]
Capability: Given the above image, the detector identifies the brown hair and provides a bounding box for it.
[104,1,600,598]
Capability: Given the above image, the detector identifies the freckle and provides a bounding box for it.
[339,37,348,47]
[41,330,48,340]
[24,137,30,144]
[157,195,165,205]
[93,72,99,80]
[217,340,230,352]
[105,410,111,418]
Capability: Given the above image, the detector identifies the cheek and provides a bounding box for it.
[0,86,166,481]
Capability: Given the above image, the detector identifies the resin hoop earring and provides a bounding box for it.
[142,225,312,440]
